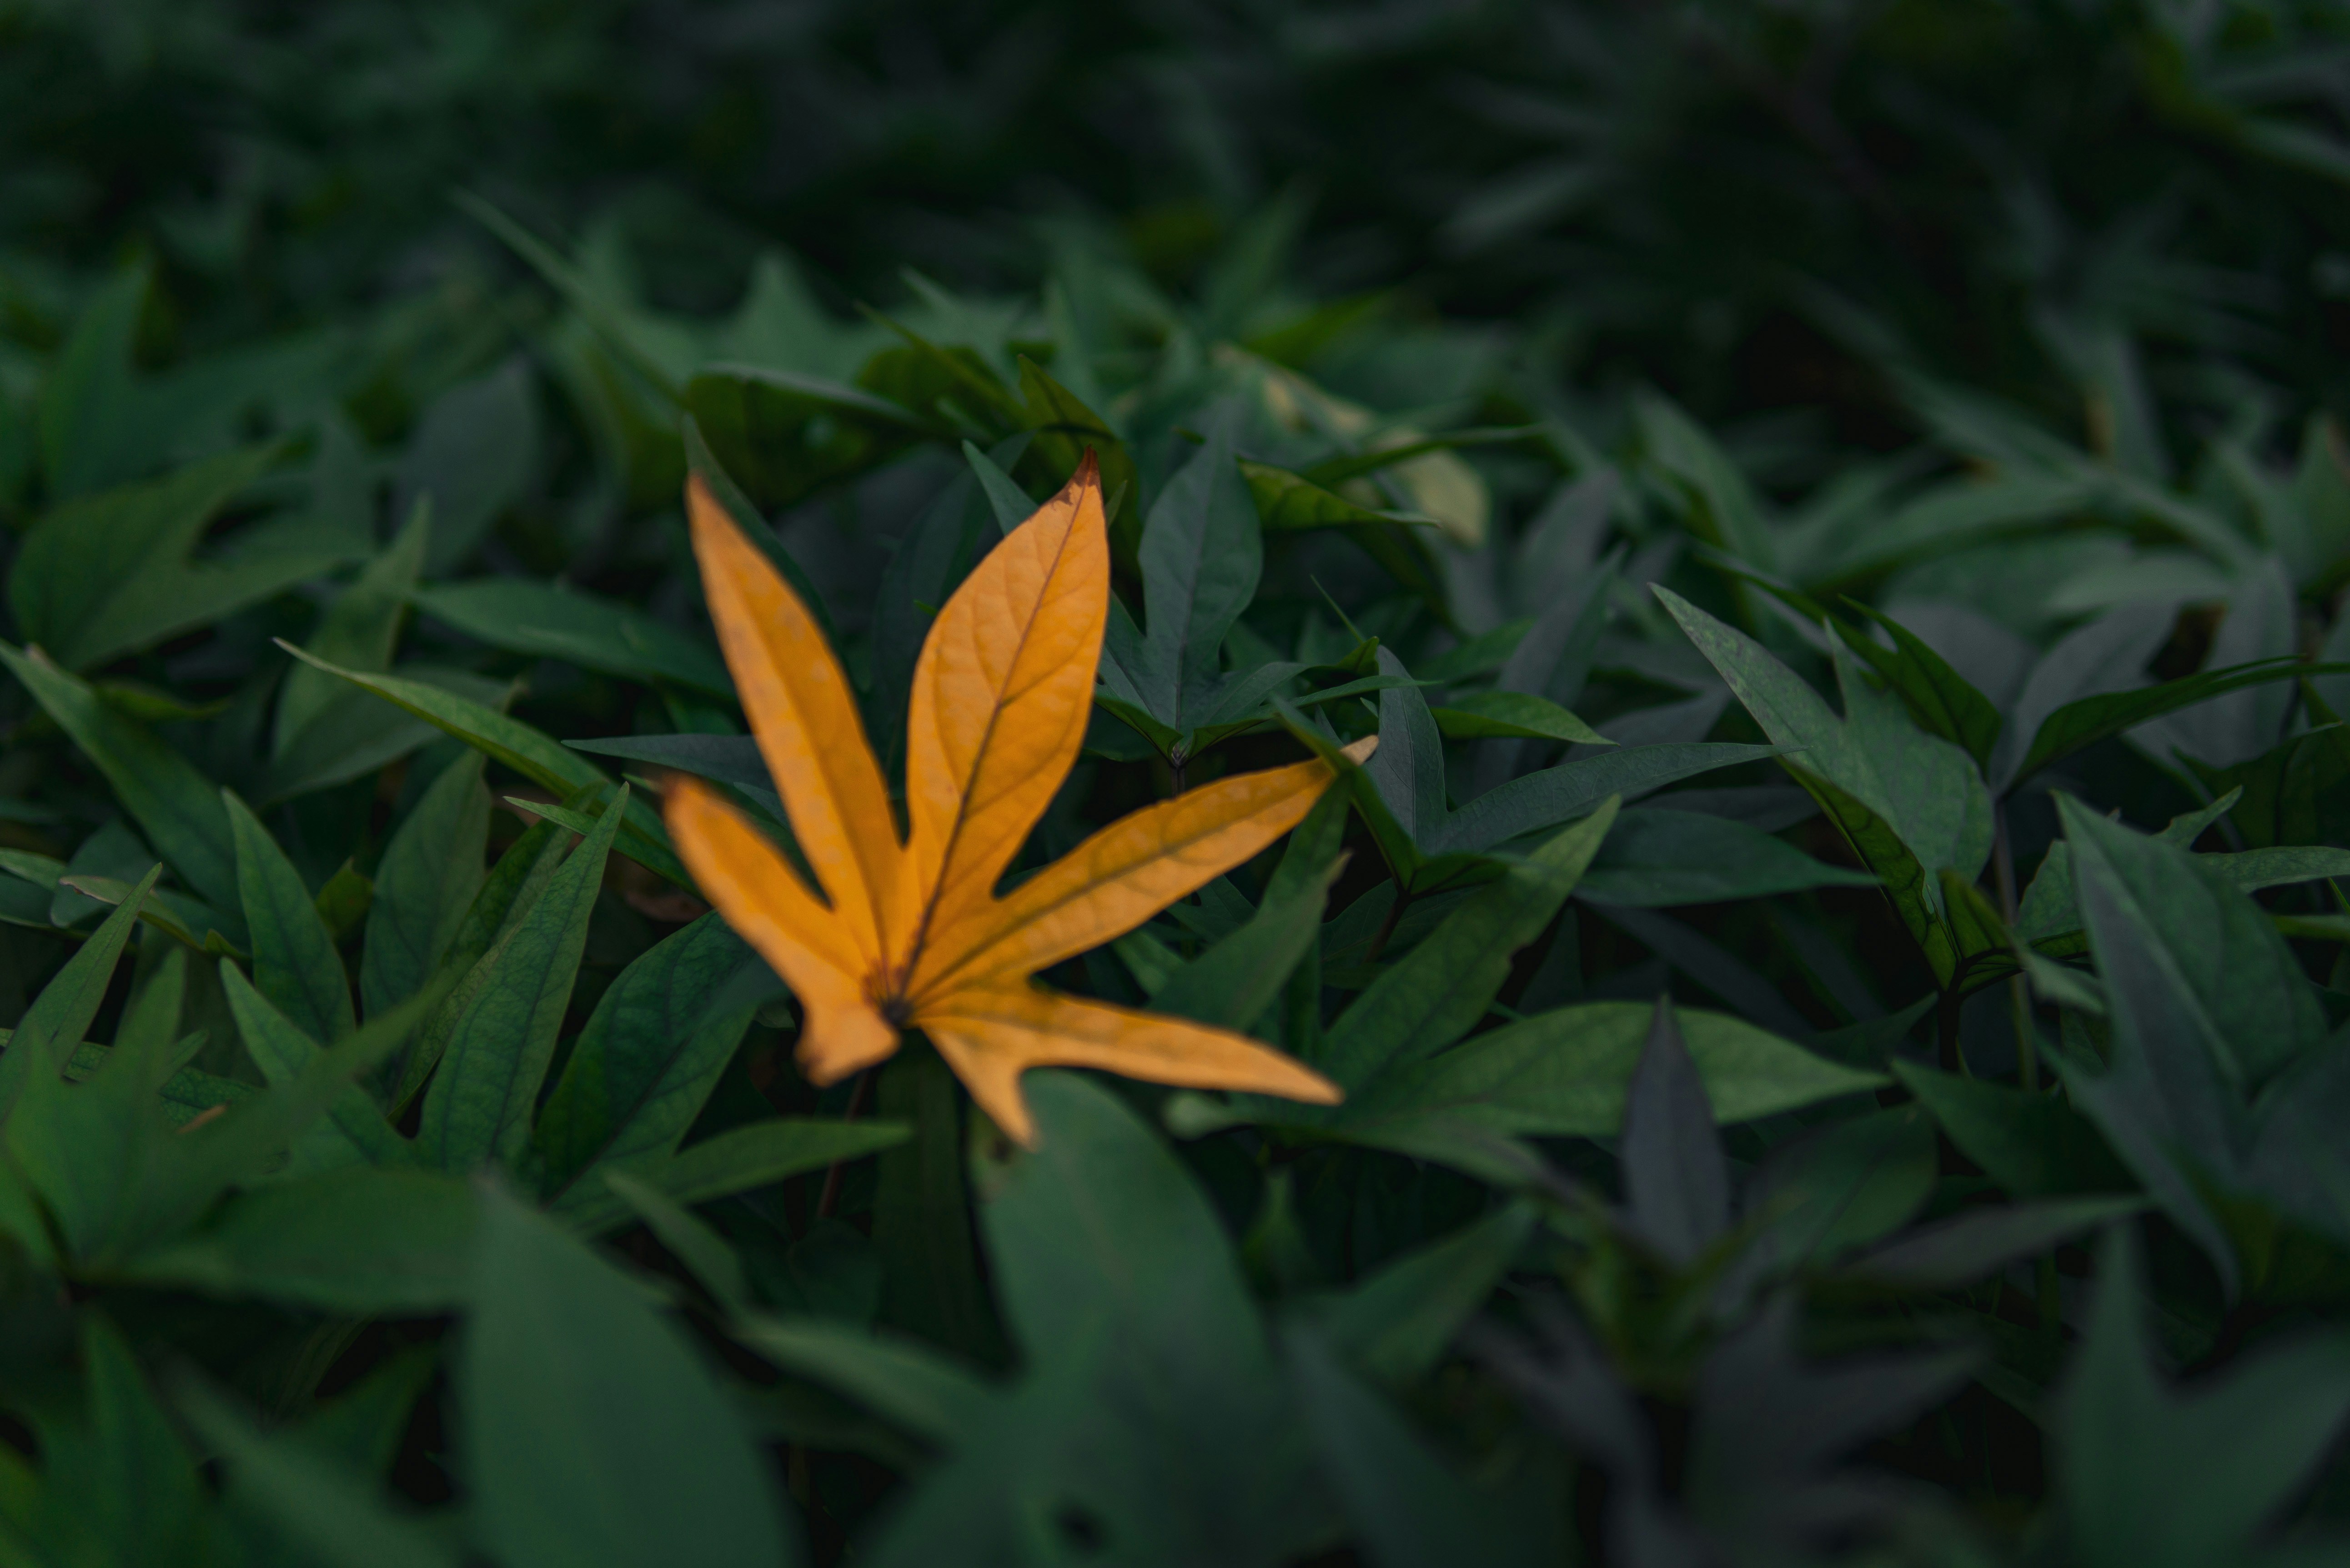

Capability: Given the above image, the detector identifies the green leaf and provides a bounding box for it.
[262,664,513,806]
[95,985,444,1260]
[176,1376,461,1568]
[1889,1062,2152,1194]
[902,1071,1327,1564]
[0,864,160,1121]
[560,1117,907,1236]
[121,1166,475,1314]
[462,1180,804,1568]
[1618,997,1734,1266]
[12,443,352,671]
[36,262,148,499]
[730,1317,991,1449]
[1833,598,2004,771]
[55,872,240,957]
[420,789,627,1170]
[1844,1195,2146,1291]
[2060,796,2324,1095]
[1430,690,1608,744]
[1578,808,1878,907]
[1305,1201,1537,1388]
[273,500,432,759]
[220,960,407,1172]
[1636,391,1776,569]
[1241,459,1436,531]
[2058,799,2256,1295]
[1346,648,1772,889]
[686,367,929,513]
[1320,804,1618,1092]
[874,1050,999,1360]
[1438,741,1789,868]
[412,579,733,696]
[603,1168,751,1311]
[1288,1327,1548,1568]
[1654,586,1992,983]
[20,1316,209,1564]
[2056,1228,2350,1568]
[0,643,245,933]
[2012,655,2331,791]
[1336,1001,1883,1143]
[1742,1105,1938,1269]
[1012,356,1137,531]
[2018,834,2350,955]
[226,788,355,1045]
[361,751,491,1023]
[1151,789,1347,1034]
[532,913,756,1200]
[1135,405,1262,727]
[276,641,687,885]
[960,438,1036,534]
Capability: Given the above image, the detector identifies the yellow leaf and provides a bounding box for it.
[688,476,905,969]
[901,456,1107,978]
[669,453,1368,1143]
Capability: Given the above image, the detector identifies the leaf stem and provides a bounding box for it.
[1991,804,2036,1091]
[1364,886,1413,965]
[814,1066,876,1221]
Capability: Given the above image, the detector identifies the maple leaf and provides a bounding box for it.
[665,452,1367,1144]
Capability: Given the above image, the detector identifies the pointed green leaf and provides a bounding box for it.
[227,788,355,1044]
[276,641,686,885]
[420,789,627,1170]
[361,751,491,1023]
[220,961,407,1171]
[1430,690,1608,744]
[0,864,161,1123]
[1321,804,1618,1091]
[532,912,756,1199]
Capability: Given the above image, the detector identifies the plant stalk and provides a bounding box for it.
[814,1066,876,1221]
[1991,803,2037,1091]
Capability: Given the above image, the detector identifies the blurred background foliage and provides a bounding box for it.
[7,0,2349,473]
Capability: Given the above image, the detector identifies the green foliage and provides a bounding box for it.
[5,2,2350,1560]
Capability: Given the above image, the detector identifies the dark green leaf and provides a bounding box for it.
[463,1180,803,1568]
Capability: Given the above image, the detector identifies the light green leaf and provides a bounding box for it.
[220,960,407,1172]
[420,789,627,1170]
[1430,690,1608,744]
[361,751,491,1023]
[533,913,756,1200]
[227,788,355,1044]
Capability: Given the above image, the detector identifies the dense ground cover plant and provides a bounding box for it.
[4,1,2350,1564]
